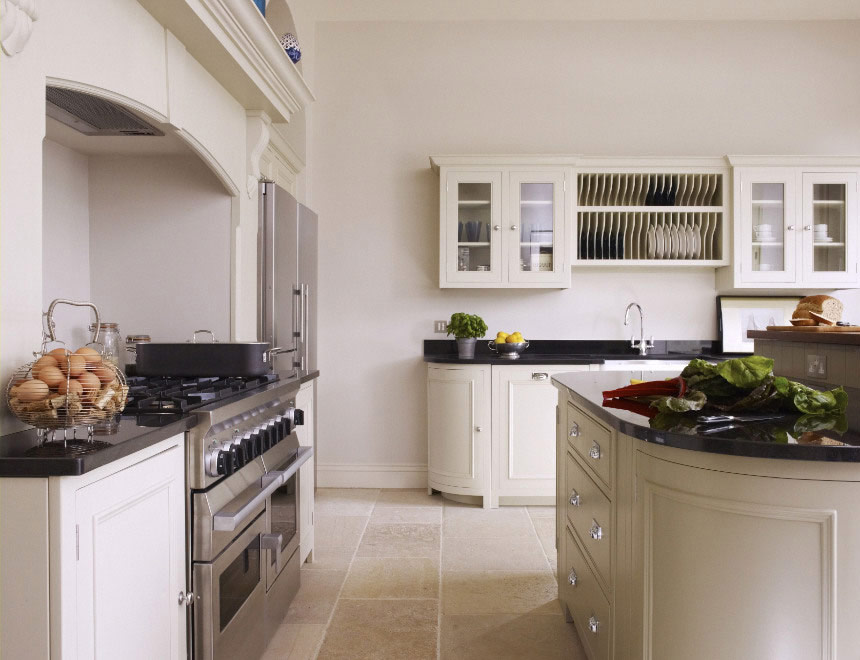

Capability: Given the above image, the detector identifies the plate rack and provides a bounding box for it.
[575,171,728,265]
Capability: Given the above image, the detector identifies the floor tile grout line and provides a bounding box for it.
[526,507,556,573]
[310,489,380,659]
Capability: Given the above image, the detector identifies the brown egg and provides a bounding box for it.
[47,347,71,360]
[38,365,65,389]
[31,355,58,379]
[77,372,100,400]
[58,354,86,378]
[18,379,49,402]
[74,346,102,367]
[58,379,83,397]
[92,364,116,384]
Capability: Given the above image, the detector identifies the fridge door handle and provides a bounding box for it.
[302,284,310,358]
[294,285,303,340]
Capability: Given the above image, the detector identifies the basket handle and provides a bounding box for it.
[44,299,102,344]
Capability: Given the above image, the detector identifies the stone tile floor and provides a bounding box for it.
[262,489,586,660]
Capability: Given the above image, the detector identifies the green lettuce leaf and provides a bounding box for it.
[650,390,707,413]
[714,355,774,389]
[773,377,847,415]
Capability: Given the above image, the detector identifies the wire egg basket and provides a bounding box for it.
[6,299,129,431]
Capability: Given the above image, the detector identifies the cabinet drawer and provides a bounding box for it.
[566,403,613,489]
[561,525,611,660]
[565,451,611,589]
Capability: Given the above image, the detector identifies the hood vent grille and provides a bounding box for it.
[46,87,164,136]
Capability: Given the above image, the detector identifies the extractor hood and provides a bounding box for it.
[46,87,164,137]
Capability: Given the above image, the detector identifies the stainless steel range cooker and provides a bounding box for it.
[171,376,312,660]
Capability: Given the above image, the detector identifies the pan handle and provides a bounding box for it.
[191,330,217,343]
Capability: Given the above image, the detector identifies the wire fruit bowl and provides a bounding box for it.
[488,340,529,360]
[6,300,128,431]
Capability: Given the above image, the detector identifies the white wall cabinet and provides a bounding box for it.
[427,365,492,505]
[431,157,573,288]
[296,379,315,564]
[719,163,860,289]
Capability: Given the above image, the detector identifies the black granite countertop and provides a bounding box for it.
[552,371,860,462]
[424,339,738,365]
[0,414,196,477]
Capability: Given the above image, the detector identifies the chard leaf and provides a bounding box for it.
[650,390,707,413]
[714,355,774,389]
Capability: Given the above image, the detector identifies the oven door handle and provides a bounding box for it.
[213,446,314,532]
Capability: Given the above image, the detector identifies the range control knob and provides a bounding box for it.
[232,443,246,469]
[243,433,258,461]
[284,408,304,428]
[217,449,235,476]
[274,415,287,442]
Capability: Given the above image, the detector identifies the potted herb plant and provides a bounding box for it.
[446,312,488,359]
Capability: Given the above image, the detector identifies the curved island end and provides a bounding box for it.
[553,371,860,660]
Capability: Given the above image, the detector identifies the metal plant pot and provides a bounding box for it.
[456,337,477,359]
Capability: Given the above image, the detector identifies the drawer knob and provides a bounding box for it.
[569,422,580,438]
[589,520,603,541]
[588,615,600,634]
[567,569,578,587]
[475,426,483,433]
[588,442,601,460]
[532,372,549,381]
[569,489,581,507]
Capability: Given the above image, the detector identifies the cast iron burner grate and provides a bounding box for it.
[25,440,113,458]
[123,374,279,415]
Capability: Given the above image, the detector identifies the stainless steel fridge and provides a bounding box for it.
[258,181,318,381]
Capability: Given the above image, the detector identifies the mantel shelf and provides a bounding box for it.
[138,0,314,123]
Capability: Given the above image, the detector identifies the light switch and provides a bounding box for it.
[434,320,448,333]
[806,354,827,379]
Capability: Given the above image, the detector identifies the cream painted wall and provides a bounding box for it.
[309,20,860,471]
[88,155,232,342]
[42,140,92,349]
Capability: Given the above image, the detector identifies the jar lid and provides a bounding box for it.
[89,322,119,330]
[127,335,151,343]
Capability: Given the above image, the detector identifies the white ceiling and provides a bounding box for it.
[302,0,860,21]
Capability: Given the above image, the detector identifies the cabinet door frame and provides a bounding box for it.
[427,365,492,502]
[506,170,568,285]
[737,167,798,285]
[442,169,504,285]
[800,171,859,286]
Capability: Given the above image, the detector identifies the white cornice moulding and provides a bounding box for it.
[1,0,37,56]
[430,155,582,171]
[728,155,860,167]
[138,0,314,123]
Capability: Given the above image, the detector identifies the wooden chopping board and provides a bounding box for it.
[766,325,860,332]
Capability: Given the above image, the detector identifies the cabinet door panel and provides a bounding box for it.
[494,365,583,497]
[738,168,797,284]
[444,171,503,284]
[507,170,567,284]
[427,365,490,493]
[75,444,186,660]
[801,172,858,285]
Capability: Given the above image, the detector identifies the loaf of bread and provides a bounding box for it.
[793,295,843,325]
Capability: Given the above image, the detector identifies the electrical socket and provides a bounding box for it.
[807,354,827,379]
[434,320,448,333]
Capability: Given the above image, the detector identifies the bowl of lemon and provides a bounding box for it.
[488,332,529,360]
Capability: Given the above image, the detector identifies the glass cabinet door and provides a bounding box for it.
[507,171,566,283]
[802,172,858,284]
[739,169,796,283]
[445,171,503,283]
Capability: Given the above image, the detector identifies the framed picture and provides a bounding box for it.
[717,295,801,354]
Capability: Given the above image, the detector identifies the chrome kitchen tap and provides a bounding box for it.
[624,302,654,356]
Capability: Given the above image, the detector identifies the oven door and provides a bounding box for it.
[266,450,302,590]
[193,513,267,660]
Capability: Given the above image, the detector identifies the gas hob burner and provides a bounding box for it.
[123,373,280,416]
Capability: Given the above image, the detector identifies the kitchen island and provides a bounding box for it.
[553,370,860,660]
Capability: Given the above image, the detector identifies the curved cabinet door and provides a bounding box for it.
[427,365,490,496]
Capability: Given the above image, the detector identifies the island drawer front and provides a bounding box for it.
[562,525,611,660]
[566,402,613,490]
[565,450,611,590]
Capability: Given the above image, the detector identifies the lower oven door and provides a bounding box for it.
[266,451,301,590]
[193,513,267,660]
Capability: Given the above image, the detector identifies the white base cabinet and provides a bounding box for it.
[428,363,589,507]
[296,379,316,564]
[0,433,187,660]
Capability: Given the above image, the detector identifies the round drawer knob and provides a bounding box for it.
[589,442,601,460]
[569,422,580,438]
[589,520,603,541]
[588,615,600,634]
[568,570,578,587]
[569,490,581,507]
